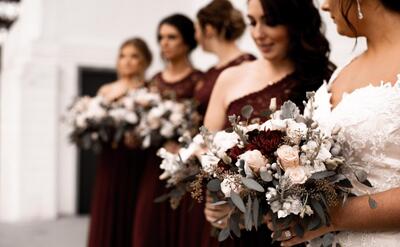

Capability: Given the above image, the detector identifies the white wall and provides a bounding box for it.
[0,0,366,222]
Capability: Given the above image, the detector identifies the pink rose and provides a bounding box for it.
[238,150,267,174]
[277,145,300,170]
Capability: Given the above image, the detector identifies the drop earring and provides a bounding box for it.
[356,0,364,20]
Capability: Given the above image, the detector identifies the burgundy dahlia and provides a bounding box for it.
[247,129,283,155]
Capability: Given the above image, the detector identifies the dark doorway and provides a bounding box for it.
[77,67,117,215]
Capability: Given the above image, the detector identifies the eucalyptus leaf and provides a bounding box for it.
[322,233,335,247]
[241,105,254,119]
[207,179,221,192]
[362,179,373,188]
[154,193,170,203]
[280,101,299,120]
[230,191,246,213]
[218,228,230,242]
[355,169,368,183]
[307,215,321,231]
[241,177,265,192]
[311,199,327,226]
[337,178,353,188]
[368,196,378,209]
[260,109,272,118]
[245,196,253,230]
[210,201,228,206]
[252,197,260,230]
[294,224,305,238]
[311,171,336,180]
[229,214,241,238]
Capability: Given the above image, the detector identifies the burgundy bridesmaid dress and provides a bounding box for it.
[88,144,147,247]
[200,71,326,247]
[132,70,203,247]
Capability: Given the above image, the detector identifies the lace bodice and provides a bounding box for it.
[311,72,400,246]
[151,70,203,100]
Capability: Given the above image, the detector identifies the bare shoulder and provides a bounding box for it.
[215,60,258,88]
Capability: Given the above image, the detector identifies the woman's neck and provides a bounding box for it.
[211,41,243,68]
[118,74,145,88]
[364,9,400,56]
[264,56,295,76]
[165,56,193,75]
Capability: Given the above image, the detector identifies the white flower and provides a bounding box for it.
[284,166,309,184]
[160,122,175,138]
[109,108,127,122]
[122,96,135,111]
[317,145,332,161]
[75,114,88,128]
[278,210,289,219]
[192,134,204,145]
[238,123,260,133]
[237,150,267,176]
[169,112,184,126]
[270,200,281,213]
[220,175,242,198]
[286,120,308,144]
[125,112,138,124]
[135,90,160,107]
[290,198,303,215]
[300,205,314,218]
[259,119,287,132]
[200,153,220,174]
[213,131,239,152]
[158,148,180,179]
[147,107,164,129]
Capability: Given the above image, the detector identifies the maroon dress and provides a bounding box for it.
[132,70,204,247]
[195,54,256,116]
[88,145,147,247]
[141,54,259,247]
[200,71,323,247]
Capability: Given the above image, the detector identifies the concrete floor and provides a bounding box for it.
[0,217,88,247]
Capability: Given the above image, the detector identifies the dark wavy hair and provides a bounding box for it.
[157,14,197,53]
[260,0,335,84]
[197,0,246,41]
[340,0,400,36]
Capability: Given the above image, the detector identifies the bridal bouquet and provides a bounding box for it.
[65,95,114,152]
[193,95,360,242]
[155,133,206,208]
[135,94,201,149]
[66,87,200,151]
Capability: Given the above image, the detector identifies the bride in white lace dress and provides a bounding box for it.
[268,0,400,246]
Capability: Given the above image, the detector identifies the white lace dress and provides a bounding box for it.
[309,68,400,246]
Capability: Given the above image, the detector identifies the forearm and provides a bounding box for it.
[332,188,400,232]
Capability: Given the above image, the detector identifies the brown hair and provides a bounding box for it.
[197,0,245,41]
[120,37,152,69]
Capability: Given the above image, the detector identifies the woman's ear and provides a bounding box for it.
[204,24,217,39]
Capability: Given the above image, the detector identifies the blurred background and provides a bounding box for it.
[0,0,365,246]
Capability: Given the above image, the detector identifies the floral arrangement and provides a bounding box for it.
[155,133,206,208]
[65,95,114,152]
[189,94,369,242]
[134,90,200,149]
[66,87,200,152]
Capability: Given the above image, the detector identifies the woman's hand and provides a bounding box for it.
[204,193,232,229]
[265,212,335,246]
